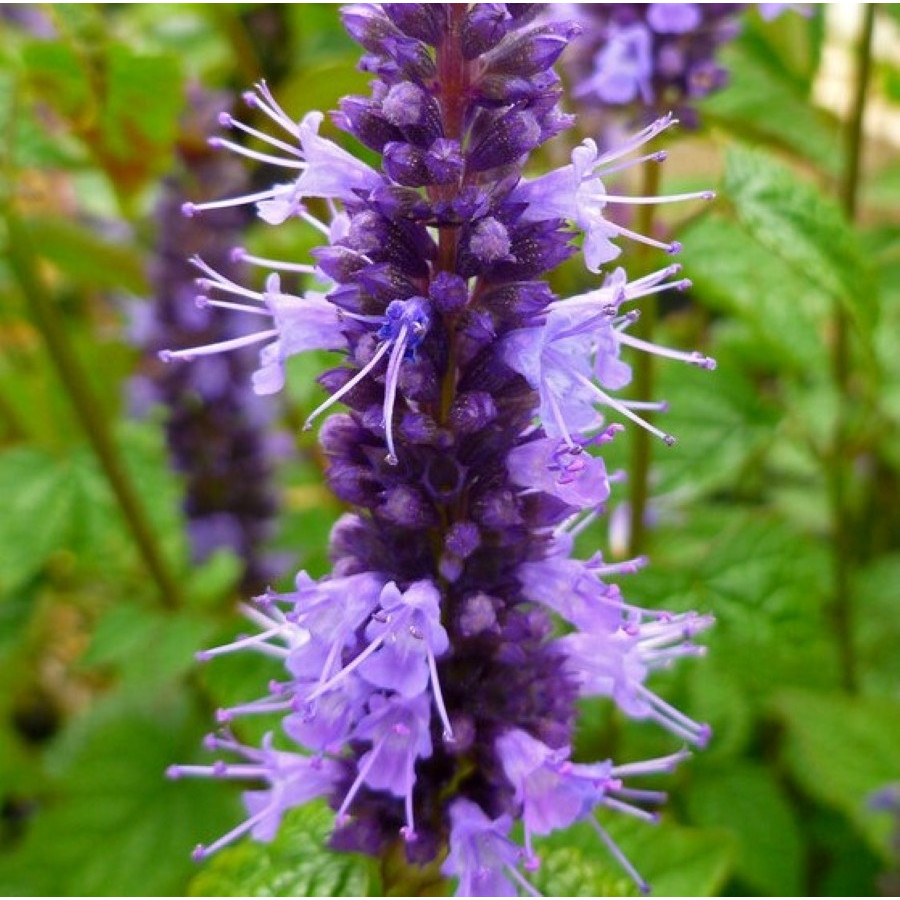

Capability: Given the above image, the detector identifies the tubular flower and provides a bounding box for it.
[166,5,716,895]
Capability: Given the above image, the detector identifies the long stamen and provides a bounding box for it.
[231,247,319,275]
[218,112,304,158]
[426,647,454,741]
[601,189,715,205]
[303,339,392,429]
[337,739,383,823]
[182,187,288,217]
[616,332,717,369]
[306,633,385,701]
[196,296,273,317]
[248,81,300,137]
[588,818,651,895]
[382,323,410,466]
[208,135,308,169]
[159,329,278,362]
[572,373,675,445]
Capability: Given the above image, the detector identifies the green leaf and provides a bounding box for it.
[679,214,832,372]
[23,215,147,294]
[97,43,183,190]
[854,554,900,693]
[773,689,900,857]
[723,147,879,339]
[188,802,381,897]
[0,692,238,896]
[0,448,75,596]
[22,39,92,123]
[80,603,215,689]
[648,510,841,696]
[703,24,839,175]
[532,815,735,898]
[687,763,804,895]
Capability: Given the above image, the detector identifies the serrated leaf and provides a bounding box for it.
[0,692,238,896]
[687,763,804,895]
[188,802,381,897]
[0,447,75,596]
[773,689,900,857]
[532,815,734,898]
[723,147,878,338]
[703,23,838,174]
[679,214,831,372]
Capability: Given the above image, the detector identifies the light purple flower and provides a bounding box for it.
[507,436,611,509]
[442,799,535,898]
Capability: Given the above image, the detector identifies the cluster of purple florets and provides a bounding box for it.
[563,2,743,128]
[165,5,716,895]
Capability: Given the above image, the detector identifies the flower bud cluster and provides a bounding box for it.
[164,5,716,894]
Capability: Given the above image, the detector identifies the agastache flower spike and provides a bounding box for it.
[169,5,717,896]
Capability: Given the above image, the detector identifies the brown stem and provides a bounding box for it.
[4,210,183,609]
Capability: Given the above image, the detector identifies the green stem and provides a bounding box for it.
[829,4,876,694]
[627,160,662,557]
[4,210,183,610]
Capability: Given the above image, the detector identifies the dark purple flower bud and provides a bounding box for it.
[458,592,499,637]
[318,413,368,457]
[336,96,403,152]
[445,521,480,559]
[383,141,431,186]
[478,281,554,322]
[340,4,401,55]
[429,271,469,315]
[382,35,437,81]
[381,3,447,45]
[312,245,369,282]
[466,108,542,172]
[349,209,390,254]
[368,183,430,220]
[483,22,581,78]
[398,355,439,403]
[326,459,380,506]
[399,411,439,444]
[466,217,514,265]
[379,484,439,528]
[449,391,497,436]
[355,262,418,304]
[473,488,523,529]
[381,82,442,145]
[424,138,463,185]
[422,455,466,502]
[461,4,511,59]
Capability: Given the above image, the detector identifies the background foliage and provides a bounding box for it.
[0,4,898,896]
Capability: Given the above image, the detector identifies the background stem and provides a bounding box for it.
[627,160,661,557]
[829,3,876,693]
[4,210,183,609]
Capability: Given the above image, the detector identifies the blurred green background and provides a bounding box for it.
[0,4,898,896]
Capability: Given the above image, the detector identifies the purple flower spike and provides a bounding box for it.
[169,5,718,894]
